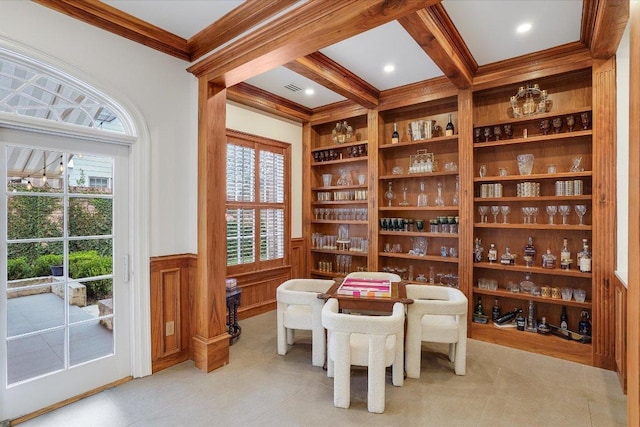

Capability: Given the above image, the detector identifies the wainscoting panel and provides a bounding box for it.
[150,254,194,373]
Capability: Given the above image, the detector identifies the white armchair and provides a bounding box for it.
[405,285,468,378]
[322,298,404,414]
[345,271,402,282]
[276,279,334,367]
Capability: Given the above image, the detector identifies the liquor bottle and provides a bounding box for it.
[492,298,501,321]
[445,113,454,136]
[473,238,484,263]
[560,306,568,330]
[578,238,592,273]
[391,122,399,144]
[523,236,536,267]
[452,175,460,206]
[488,243,498,263]
[434,182,445,206]
[526,300,537,332]
[474,296,484,315]
[578,310,592,336]
[516,309,526,331]
[542,248,556,269]
[495,308,520,325]
[500,247,514,265]
[416,181,428,207]
[560,237,572,270]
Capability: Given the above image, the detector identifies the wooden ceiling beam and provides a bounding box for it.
[228,82,312,122]
[188,0,440,86]
[588,0,630,58]
[285,52,380,109]
[188,0,297,62]
[33,0,190,61]
[398,5,475,90]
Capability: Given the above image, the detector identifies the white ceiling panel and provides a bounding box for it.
[102,0,245,39]
[245,67,346,109]
[320,20,443,91]
[443,0,583,66]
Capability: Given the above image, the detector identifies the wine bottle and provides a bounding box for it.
[579,238,592,273]
[474,296,484,315]
[492,298,501,321]
[391,122,399,144]
[560,306,568,330]
[523,236,536,267]
[560,237,571,270]
[488,243,498,263]
[516,310,525,331]
[445,113,454,136]
[495,308,519,325]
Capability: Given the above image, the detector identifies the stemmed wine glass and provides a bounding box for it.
[501,205,511,224]
[558,205,571,225]
[575,204,587,225]
[546,205,557,225]
[478,205,489,223]
[531,207,539,224]
[314,208,320,220]
[521,207,531,224]
[490,205,500,223]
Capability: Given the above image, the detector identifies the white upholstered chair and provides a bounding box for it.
[322,298,405,414]
[276,278,334,367]
[405,285,468,378]
[345,271,402,283]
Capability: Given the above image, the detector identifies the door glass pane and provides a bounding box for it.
[68,197,113,237]
[67,153,113,195]
[69,239,113,279]
[6,147,64,194]
[7,330,65,385]
[7,195,63,240]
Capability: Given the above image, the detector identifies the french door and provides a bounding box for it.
[0,128,131,420]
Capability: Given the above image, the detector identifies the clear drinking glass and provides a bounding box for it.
[575,204,587,225]
[546,205,557,225]
[491,205,500,223]
[501,205,511,224]
[478,205,489,223]
[558,205,571,225]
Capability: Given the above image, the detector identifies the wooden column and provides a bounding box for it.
[592,57,617,370]
[192,78,230,372]
[457,89,473,299]
[367,109,379,272]
[627,2,640,424]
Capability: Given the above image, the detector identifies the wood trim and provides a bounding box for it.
[285,52,380,109]
[591,56,617,370]
[229,266,290,319]
[228,82,312,122]
[188,0,440,85]
[398,6,474,89]
[310,101,370,126]
[290,238,305,279]
[589,0,630,59]
[378,76,458,112]
[33,0,190,61]
[614,275,627,392]
[627,3,640,424]
[581,0,599,46]
[194,79,230,372]
[188,0,297,61]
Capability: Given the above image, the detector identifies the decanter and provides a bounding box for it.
[416,181,428,207]
[434,181,445,206]
[452,175,459,206]
[385,182,395,207]
[399,186,410,206]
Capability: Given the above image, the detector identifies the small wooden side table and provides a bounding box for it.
[226,287,242,345]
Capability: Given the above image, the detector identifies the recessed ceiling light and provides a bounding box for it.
[305,88,314,96]
[383,64,395,73]
[516,23,532,33]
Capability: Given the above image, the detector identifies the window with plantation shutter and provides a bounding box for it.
[226,130,290,273]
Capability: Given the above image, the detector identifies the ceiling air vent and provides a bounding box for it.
[284,83,302,92]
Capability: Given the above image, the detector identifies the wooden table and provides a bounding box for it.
[318,279,413,313]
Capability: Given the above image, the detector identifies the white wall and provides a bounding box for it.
[616,15,631,285]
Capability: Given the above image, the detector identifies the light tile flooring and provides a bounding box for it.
[18,311,627,426]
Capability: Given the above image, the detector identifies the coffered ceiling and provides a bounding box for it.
[33,0,629,116]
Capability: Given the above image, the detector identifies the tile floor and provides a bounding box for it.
[17,311,627,427]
